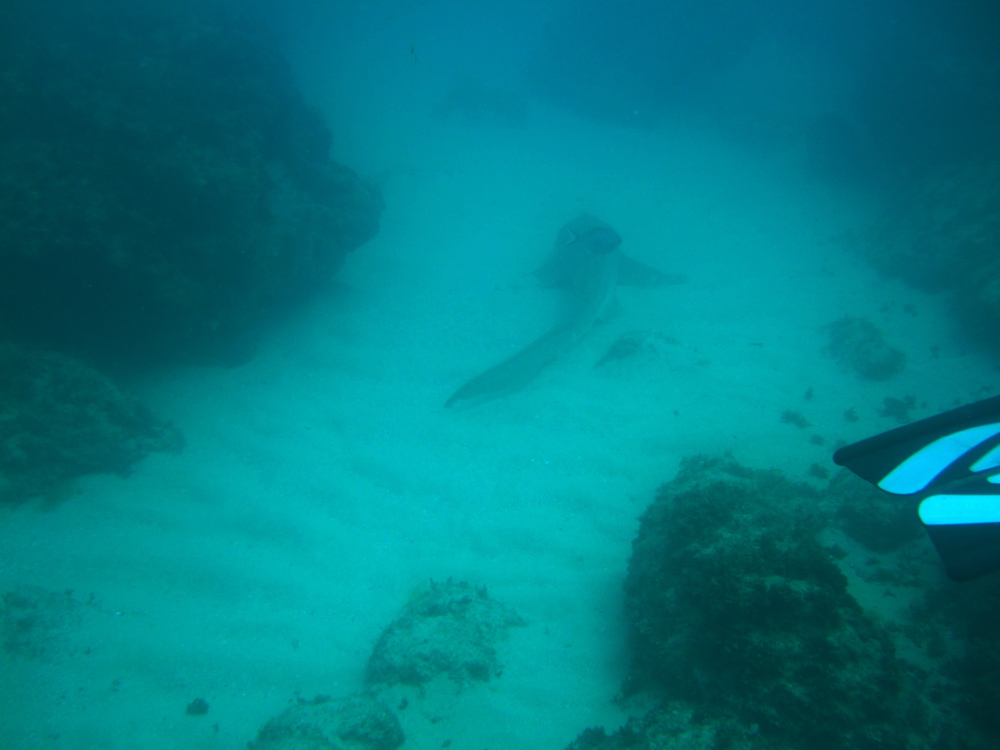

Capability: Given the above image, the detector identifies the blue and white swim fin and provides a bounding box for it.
[834,395,1000,581]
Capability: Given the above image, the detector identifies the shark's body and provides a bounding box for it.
[445,214,622,407]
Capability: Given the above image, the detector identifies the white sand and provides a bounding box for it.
[1,101,996,749]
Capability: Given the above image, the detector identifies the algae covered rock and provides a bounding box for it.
[828,469,922,554]
[366,580,525,687]
[824,316,905,381]
[0,0,382,365]
[565,702,720,750]
[249,693,404,750]
[623,454,928,750]
[862,159,1000,357]
[0,342,182,503]
[913,574,1000,746]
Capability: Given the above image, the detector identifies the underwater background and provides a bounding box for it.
[1,1,999,748]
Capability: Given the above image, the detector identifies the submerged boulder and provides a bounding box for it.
[862,159,1000,358]
[0,342,182,503]
[0,0,382,365]
[249,693,404,750]
[367,580,525,688]
[623,454,932,750]
[824,316,905,381]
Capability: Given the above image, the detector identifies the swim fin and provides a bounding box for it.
[833,395,1000,581]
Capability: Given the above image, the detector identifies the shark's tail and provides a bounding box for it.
[444,323,579,407]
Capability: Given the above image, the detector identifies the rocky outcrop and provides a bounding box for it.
[0,0,382,365]
[0,342,182,503]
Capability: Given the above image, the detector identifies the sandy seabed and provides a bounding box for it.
[1,105,995,750]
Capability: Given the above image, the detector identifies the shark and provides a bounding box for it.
[444,213,673,408]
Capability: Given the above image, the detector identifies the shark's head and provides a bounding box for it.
[581,225,622,254]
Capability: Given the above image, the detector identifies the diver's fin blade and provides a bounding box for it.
[833,395,1000,495]
[918,475,1000,577]
[919,483,1000,580]
[922,521,1000,581]
[919,458,1000,580]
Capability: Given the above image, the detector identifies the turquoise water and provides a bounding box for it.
[2,1,999,748]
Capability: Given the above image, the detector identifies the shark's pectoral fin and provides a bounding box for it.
[618,255,687,288]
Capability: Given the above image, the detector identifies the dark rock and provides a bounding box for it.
[249,693,403,750]
[0,341,182,503]
[825,316,905,381]
[780,409,811,428]
[564,702,728,750]
[0,0,382,365]
[879,395,917,423]
[623,454,931,750]
[367,580,525,687]
[916,576,1000,744]
[829,470,922,554]
[861,159,1000,359]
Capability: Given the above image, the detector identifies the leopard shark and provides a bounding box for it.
[445,213,670,407]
